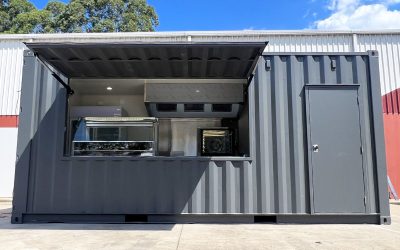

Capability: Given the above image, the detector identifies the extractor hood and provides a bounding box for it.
[145,82,244,118]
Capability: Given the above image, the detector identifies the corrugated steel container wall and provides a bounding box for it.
[12,53,263,215]
[262,33,400,112]
[12,51,388,222]
[254,53,384,214]
[0,42,26,116]
[0,32,397,209]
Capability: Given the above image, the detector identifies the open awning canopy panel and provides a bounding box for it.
[25,42,267,79]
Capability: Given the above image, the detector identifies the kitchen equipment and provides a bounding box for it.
[72,117,158,156]
[198,128,234,156]
[145,83,244,118]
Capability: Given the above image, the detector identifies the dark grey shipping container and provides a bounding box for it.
[12,42,390,224]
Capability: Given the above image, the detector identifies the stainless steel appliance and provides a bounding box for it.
[71,117,158,156]
[145,82,244,118]
[198,128,234,156]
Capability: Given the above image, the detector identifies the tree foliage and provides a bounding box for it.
[0,0,159,33]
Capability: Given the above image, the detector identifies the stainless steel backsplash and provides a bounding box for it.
[158,118,221,156]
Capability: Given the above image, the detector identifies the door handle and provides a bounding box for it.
[312,144,319,152]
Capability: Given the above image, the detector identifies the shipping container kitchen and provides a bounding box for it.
[11,36,390,224]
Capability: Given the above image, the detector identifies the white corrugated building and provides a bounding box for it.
[1,30,400,198]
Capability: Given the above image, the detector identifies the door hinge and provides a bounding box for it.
[364,196,367,206]
[360,146,363,154]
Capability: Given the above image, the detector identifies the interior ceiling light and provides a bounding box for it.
[106,86,112,91]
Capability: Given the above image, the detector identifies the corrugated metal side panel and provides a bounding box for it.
[14,52,66,215]
[15,53,304,215]
[24,77,262,214]
[2,33,394,213]
[29,159,259,214]
[262,33,400,99]
[357,34,400,113]
[252,56,310,213]
[12,52,385,217]
[12,54,263,214]
[255,54,379,213]
[264,35,353,53]
[0,42,26,115]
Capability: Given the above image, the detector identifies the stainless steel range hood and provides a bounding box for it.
[145,82,245,118]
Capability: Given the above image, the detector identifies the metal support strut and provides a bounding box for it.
[30,50,74,96]
[51,73,74,96]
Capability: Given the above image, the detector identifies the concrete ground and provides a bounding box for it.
[0,200,399,250]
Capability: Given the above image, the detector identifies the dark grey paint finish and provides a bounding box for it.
[25,42,266,79]
[12,52,35,222]
[367,51,391,224]
[12,49,390,224]
[306,86,365,213]
[21,213,381,224]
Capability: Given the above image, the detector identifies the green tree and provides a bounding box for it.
[0,0,158,33]
[1,0,36,32]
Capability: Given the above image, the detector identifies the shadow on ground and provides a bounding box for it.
[0,203,175,231]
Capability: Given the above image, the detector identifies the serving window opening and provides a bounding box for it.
[67,79,251,157]
[24,42,266,158]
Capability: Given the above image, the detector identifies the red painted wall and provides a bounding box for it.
[0,116,18,128]
[383,113,400,198]
[382,87,400,197]
[382,89,400,114]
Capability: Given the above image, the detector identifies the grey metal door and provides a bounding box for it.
[306,86,366,214]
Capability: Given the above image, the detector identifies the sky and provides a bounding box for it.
[30,0,400,30]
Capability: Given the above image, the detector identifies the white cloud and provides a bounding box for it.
[384,0,400,4]
[327,0,360,11]
[314,0,400,29]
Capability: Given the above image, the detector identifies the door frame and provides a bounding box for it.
[305,84,367,214]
